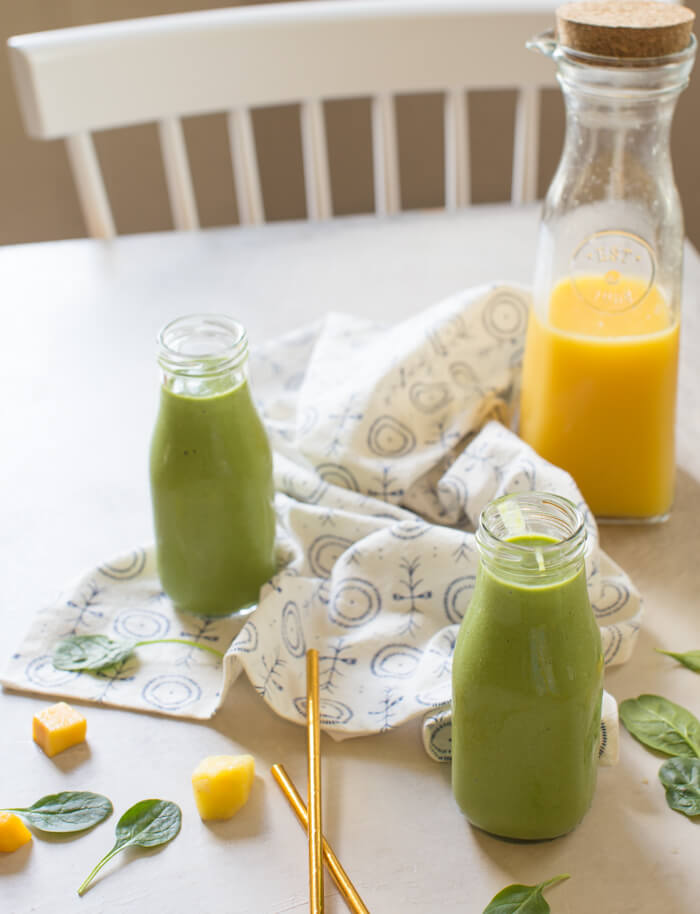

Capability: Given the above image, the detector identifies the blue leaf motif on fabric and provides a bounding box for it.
[281,601,306,658]
[443,576,476,623]
[98,548,147,580]
[371,644,422,679]
[367,415,416,457]
[308,534,353,578]
[113,608,170,641]
[142,674,201,711]
[25,655,81,688]
[293,697,353,725]
[409,381,452,414]
[482,288,528,340]
[315,462,360,492]
[592,581,630,618]
[330,577,382,629]
[232,621,259,653]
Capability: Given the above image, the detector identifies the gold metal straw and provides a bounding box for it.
[307,649,324,913]
[271,764,371,914]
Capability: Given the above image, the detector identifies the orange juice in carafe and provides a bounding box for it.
[520,274,679,519]
[520,6,695,521]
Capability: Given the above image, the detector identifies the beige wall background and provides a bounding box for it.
[1,0,699,247]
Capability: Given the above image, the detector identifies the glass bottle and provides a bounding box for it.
[150,315,276,617]
[451,492,603,840]
[519,28,696,521]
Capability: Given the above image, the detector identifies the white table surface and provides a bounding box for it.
[2,204,699,914]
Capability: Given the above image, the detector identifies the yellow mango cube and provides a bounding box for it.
[32,701,87,757]
[191,754,255,821]
[0,812,32,853]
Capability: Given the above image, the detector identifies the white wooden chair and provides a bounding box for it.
[8,0,558,238]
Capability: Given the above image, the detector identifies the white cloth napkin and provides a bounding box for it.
[3,284,641,764]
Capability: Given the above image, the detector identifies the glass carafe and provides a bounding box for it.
[150,315,276,617]
[520,32,696,521]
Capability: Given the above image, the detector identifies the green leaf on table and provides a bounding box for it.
[53,634,224,673]
[77,799,182,896]
[658,758,700,817]
[2,791,112,833]
[657,649,700,673]
[53,634,135,671]
[482,874,569,913]
[619,694,700,758]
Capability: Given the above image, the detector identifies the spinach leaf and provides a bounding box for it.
[53,635,134,671]
[658,758,700,817]
[482,874,569,913]
[657,649,700,673]
[619,694,700,758]
[77,799,181,896]
[2,791,112,833]
[53,634,224,672]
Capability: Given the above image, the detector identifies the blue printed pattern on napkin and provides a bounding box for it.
[3,285,641,762]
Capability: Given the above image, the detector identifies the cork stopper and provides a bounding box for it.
[557,1,695,58]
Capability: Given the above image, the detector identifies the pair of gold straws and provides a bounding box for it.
[271,649,370,914]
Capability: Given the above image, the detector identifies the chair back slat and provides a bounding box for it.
[227,109,265,225]
[511,85,541,205]
[158,117,199,230]
[444,89,470,210]
[371,93,400,216]
[300,99,333,221]
[8,2,559,236]
[65,132,116,238]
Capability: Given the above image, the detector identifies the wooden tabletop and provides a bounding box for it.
[2,204,699,914]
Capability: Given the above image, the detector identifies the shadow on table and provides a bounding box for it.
[0,839,32,874]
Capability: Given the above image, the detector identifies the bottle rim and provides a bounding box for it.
[157,314,248,378]
[476,491,587,578]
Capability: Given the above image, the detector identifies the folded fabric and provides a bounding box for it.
[3,284,641,764]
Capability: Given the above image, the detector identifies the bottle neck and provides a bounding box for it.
[476,493,586,586]
[157,314,249,397]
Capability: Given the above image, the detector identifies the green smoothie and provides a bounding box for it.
[150,376,276,617]
[451,533,603,840]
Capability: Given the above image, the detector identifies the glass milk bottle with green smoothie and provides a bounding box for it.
[150,315,276,617]
[451,492,603,840]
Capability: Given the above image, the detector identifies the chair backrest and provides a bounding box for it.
[8,0,558,238]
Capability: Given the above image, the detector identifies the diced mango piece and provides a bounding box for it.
[0,812,32,853]
[191,754,255,821]
[32,701,87,757]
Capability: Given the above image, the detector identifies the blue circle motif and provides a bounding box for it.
[367,416,416,457]
[443,576,476,624]
[232,621,259,653]
[428,720,453,762]
[371,644,422,679]
[293,697,353,726]
[409,381,452,414]
[593,582,630,618]
[98,549,147,580]
[142,675,201,711]
[449,361,479,390]
[330,578,382,629]
[281,601,306,658]
[415,681,452,707]
[315,462,360,492]
[482,289,528,340]
[389,520,430,540]
[308,534,353,578]
[113,608,170,641]
[25,655,81,688]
